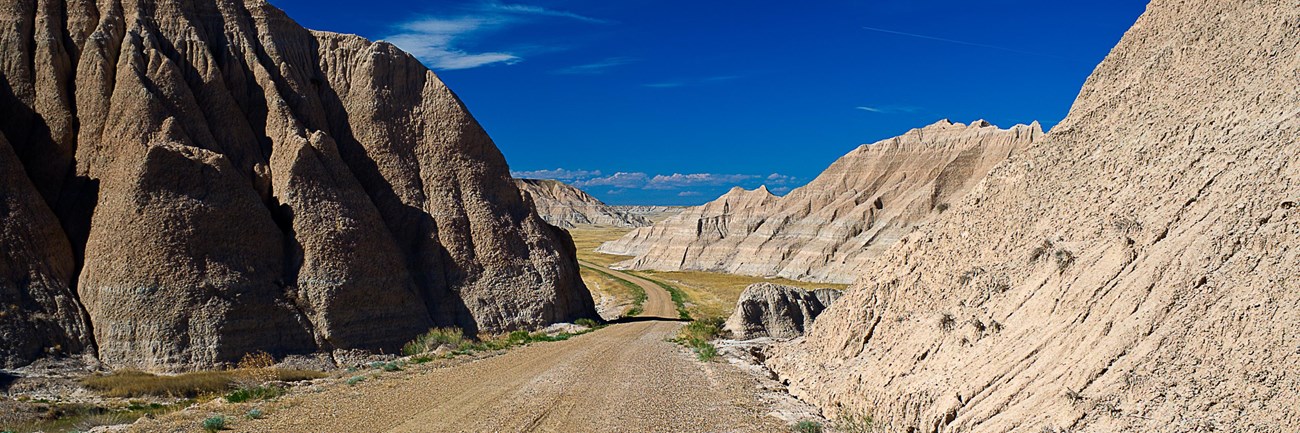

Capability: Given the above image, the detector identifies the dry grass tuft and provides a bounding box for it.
[82,368,325,398]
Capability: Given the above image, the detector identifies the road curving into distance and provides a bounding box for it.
[158,261,784,433]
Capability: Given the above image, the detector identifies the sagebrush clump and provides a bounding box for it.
[676,317,724,361]
[201,415,227,432]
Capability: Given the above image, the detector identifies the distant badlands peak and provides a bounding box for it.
[515,179,653,228]
[598,119,1041,283]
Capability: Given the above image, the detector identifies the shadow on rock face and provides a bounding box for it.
[0,371,17,392]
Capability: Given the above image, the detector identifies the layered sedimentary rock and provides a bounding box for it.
[0,0,593,371]
[724,283,840,340]
[614,205,685,223]
[770,1,1300,431]
[599,120,1042,283]
[0,131,92,368]
[515,179,651,228]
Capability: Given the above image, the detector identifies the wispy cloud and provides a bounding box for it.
[512,168,603,181]
[862,25,1070,60]
[554,57,638,75]
[644,173,760,190]
[519,168,801,198]
[383,3,610,70]
[643,75,743,89]
[485,2,611,24]
[855,105,921,114]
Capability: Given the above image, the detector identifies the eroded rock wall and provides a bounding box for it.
[770,1,1300,431]
[0,0,594,371]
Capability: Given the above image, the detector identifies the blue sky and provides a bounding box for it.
[269,0,1149,205]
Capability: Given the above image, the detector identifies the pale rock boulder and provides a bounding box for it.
[515,179,652,228]
[599,120,1041,283]
[724,283,841,340]
[769,1,1300,431]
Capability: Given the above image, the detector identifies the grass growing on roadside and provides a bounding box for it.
[582,265,647,317]
[400,325,606,359]
[402,327,466,356]
[568,226,638,267]
[4,400,194,433]
[81,369,324,398]
[639,270,848,319]
[224,385,285,403]
[675,317,724,361]
[635,274,693,320]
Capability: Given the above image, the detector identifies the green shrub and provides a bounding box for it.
[225,386,285,403]
[381,361,402,372]
[202,415,227,432]
[346,376,365,386]
[676,317,724,362]
[694,342,718,361]
[245,408,264,420]
[793,420,823,433]
[411,355,433,364]
[402,327,466,355]
[574,318,600,328]
[679,317,723,342]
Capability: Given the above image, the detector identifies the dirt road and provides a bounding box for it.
[186,263,782,432]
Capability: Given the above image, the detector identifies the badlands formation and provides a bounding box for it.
[770,0,1299,431]
[515,178,652,228]
[724,283,841,340]
[599,120,1043,283]
[0,0,593,372]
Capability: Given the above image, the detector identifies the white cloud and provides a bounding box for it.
[554,57,638,74]
[511,168,603,181]
[573,172,650,189]
[517,168,801,193]
[485,3,611,24]
[645,173,759,190]
[766,173,798,184]
[384,3,609,70]
[677,191,703,197]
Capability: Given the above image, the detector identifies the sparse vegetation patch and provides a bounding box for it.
[201,415,228,432]
[793,420,824,433]
[674,317,724,361]
[80,368,323,398]
[224,385,285,403]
